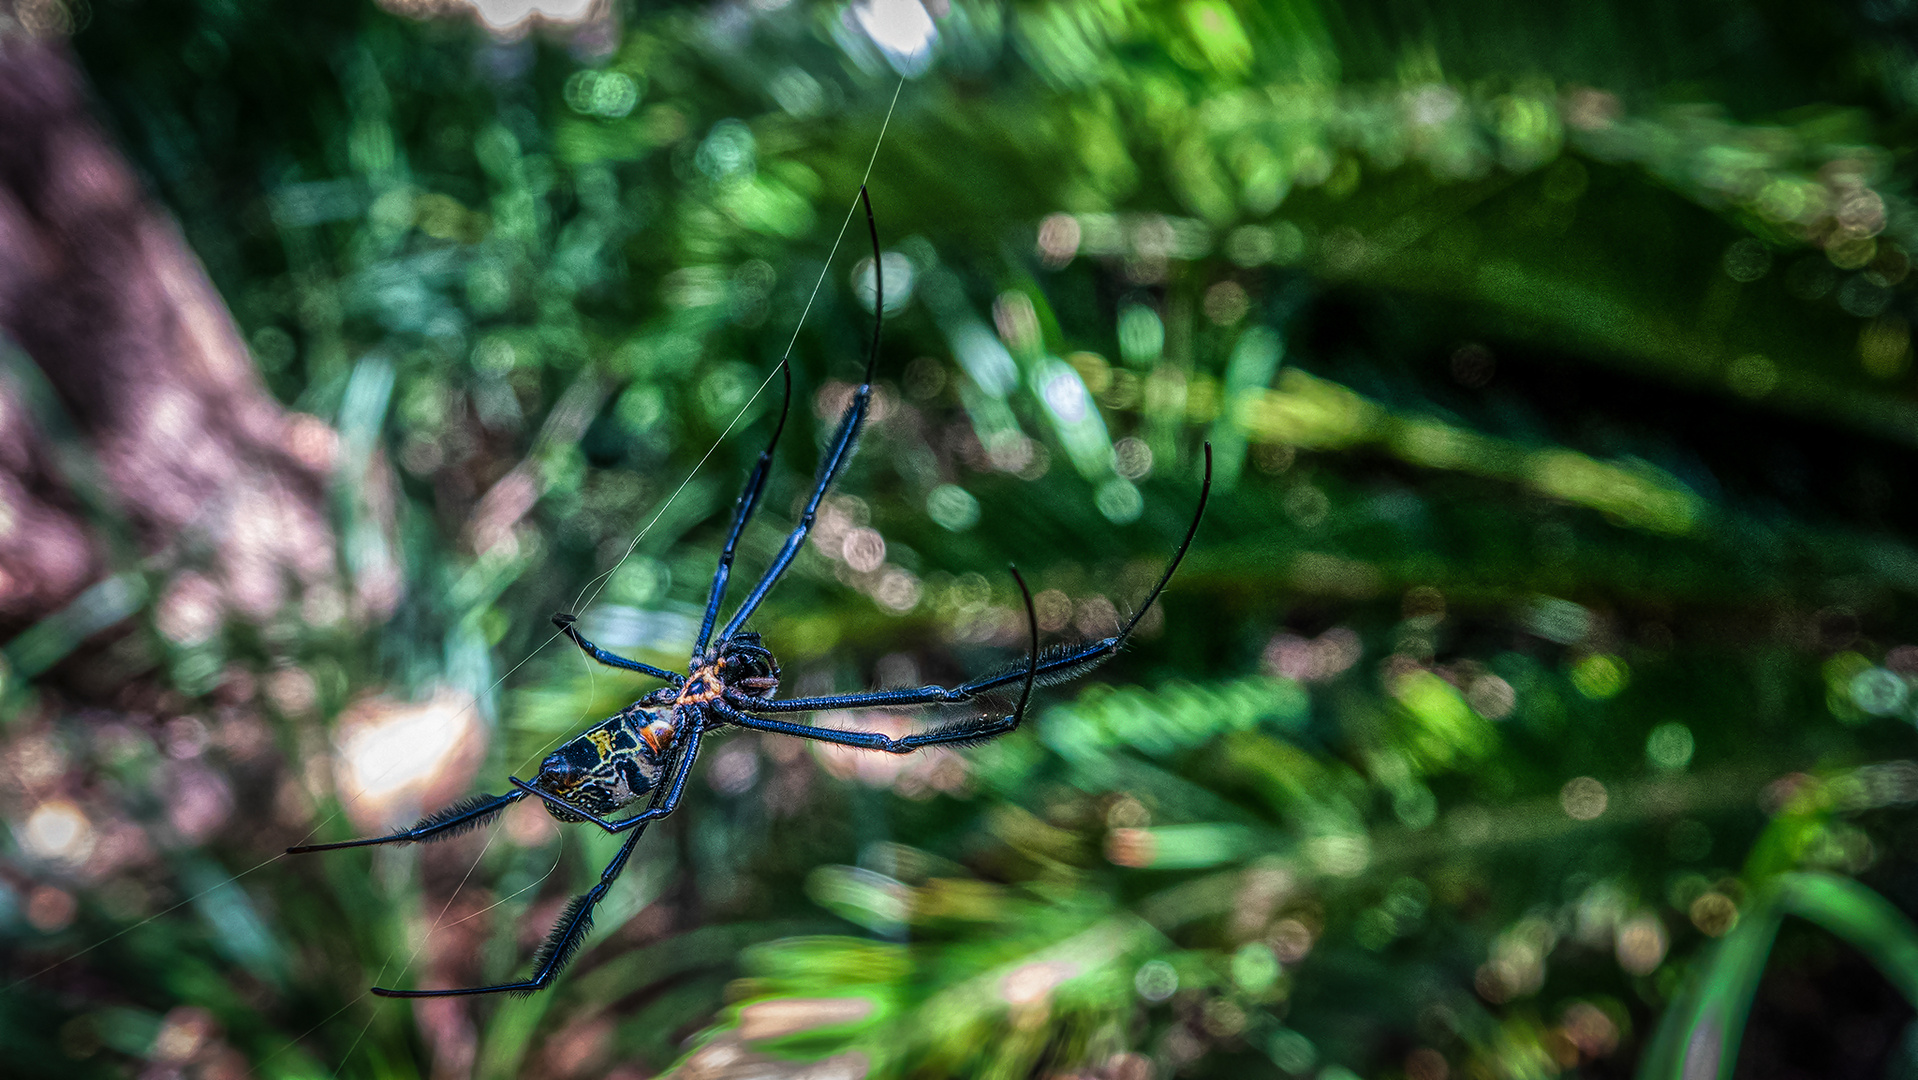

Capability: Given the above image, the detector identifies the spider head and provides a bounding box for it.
[717,632,780,698]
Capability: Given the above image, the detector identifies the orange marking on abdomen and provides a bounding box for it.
[639,718,677,753]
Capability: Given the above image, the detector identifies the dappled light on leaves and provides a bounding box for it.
[2,0,1918,1076]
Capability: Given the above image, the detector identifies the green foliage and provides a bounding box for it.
[1639,871,1918,1080]
[4,0,1918,1077]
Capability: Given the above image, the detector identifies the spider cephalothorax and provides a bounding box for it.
[289,187,1212,999]
[711,631,779,697]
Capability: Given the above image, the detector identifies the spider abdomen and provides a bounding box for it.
[533,706,677,821]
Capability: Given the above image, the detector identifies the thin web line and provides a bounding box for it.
[255,836,565,1071]
[2,639,564,994]
[1,77,910,1038]
[569,76,907,622]
[513,76,907,778]
[328,826,504,1065]
[1,847,292,993]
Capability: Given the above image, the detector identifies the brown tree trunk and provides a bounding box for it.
[0,24,335,668]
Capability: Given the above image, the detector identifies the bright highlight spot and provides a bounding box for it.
[334,691,481,829]
[1570,654,1627,699]
[1096,478,1143,523]
[1689,891,1738,937]
[853,252,914,314]
[22,799,93,864]
[465,0,594,31]
[1850,667,1909,716]
[851,0,937,73]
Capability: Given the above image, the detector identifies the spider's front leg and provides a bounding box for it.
[552,613,685,684]
[733,444,1213,718]
[715,187,885,645]
[716,567,1039,754]
[695,359,792,661]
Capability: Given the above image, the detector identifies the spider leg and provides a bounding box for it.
[695,359,793,661]
[726,639,1115,714]
[371,811,652,998]
[551,613,684,684]
[732,445,1212,716]
[717,187,884,645]
[715,567,1039,754]
[285,789,528,854]
[508,721,705,833]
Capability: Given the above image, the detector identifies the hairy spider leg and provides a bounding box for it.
[717,186,884,646]
[730,444,1213,717]
[285,789,530,854]
[715,567,1039,754]
[508,719,705,834]
[369,785,662,998]
[551,612,684,684]
[694,359,793,661]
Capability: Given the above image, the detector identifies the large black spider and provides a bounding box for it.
[288,188,1212,997]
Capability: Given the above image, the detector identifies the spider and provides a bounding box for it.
[288,188,1213,997]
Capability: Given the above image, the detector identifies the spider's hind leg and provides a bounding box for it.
[371,819,651,998]
[286,789,528,854]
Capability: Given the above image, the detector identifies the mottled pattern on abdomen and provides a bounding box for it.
[541,707,671,820]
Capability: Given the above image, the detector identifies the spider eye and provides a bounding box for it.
[721,648,765,678]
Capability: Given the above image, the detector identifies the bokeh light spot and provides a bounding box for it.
[22,799,94,865]
[1230,942,1280,992]
[1689,891,1738,936]
[1203,281,1249,325]
[1570,654,1626,699]
[1036,213,1081,267]
[26,885,77,933]
[1726,353,1779,398]
[1133,959,1177,1002]
[1722,239,1772,282]
[1646,723,1695,769]
[1850,667,1909,716]
[851,0,938,72]
[925,485,978,531]
[1268,1029,1317,1073]
[1112,437,1153,480]
[1560,776,1608,820]
[853,252,914,315]
[1614,913,1668,974]
[1095,478,1143,523]
[841,528,886,573]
